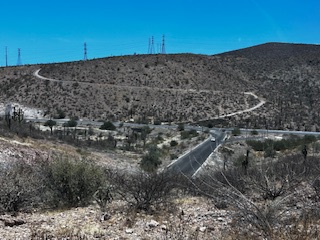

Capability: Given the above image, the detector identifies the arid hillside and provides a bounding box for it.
[219,42,320,130]
[1,42,320,130]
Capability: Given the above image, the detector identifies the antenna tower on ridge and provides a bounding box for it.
[84,42,88,61]
[17,48,22,66]
[161,35,166,54]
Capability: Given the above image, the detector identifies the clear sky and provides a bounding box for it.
[0,0,319,66]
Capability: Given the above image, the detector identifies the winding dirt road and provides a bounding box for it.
[33,68,266,119]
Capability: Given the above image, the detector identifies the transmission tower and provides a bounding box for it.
[151,36,155,54]
[161,34,166,54]
[83,42,88,61]
[17,48,22,66]
[5,47,8,67]
[148,36,155,54]
[148,38,151,54]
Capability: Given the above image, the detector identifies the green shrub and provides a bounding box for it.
[251,129,259,135]
[247,135,317,153]
[54,109,66,119]
[100,121,116,130]
[140,145,162,172]
[63,119,78,128]
[170,140,178,147]
[232,127,241,136]
[43,156,105,208]
[207,122,214,128]
[177,123,185,131]
[154,119,162,125]
[170,154,178,160]
[180,129,199,139]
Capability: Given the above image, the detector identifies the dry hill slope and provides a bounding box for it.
[0,42,320,130]
[220,42,320,130]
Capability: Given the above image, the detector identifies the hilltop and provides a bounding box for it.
[1,42,320,130]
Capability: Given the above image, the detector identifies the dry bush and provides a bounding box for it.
[106,169,177,212]
[40,155,106,208]
[245,155,305,200]
[189,153,314,239]
[192,169,289,238]
[0,160,46,213]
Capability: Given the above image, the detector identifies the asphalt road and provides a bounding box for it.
[167,131,226,177]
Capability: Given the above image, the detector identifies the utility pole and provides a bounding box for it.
[17,48,22,66]
[84,42,88,61]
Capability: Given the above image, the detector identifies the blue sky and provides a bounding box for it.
[0,0,319,65]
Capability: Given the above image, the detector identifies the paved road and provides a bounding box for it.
[219,127,320,136]
[167,131,226,177]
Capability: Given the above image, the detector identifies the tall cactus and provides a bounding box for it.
[13,106,24,124]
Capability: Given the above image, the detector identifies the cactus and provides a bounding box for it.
[13,107,24,124]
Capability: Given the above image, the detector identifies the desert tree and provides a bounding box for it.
[140,126,152,147]
[100,121,116,131]
[63,119,78,138]
[140,145,162,172]
[44,119,57,135]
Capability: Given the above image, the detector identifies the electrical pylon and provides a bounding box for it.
[17,48,22,66]
[84,42,88,61]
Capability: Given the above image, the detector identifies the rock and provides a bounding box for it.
[100,213,111,221]
[125,228,133,234]
[160,224,167,230]
[147,219,159,228]
[217,217,224,222]
[207,225,215,231]
[3,219,25,227]
[199,226,207,232]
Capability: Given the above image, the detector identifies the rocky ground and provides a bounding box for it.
[0,196,233,240]
[1,122,320,239]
